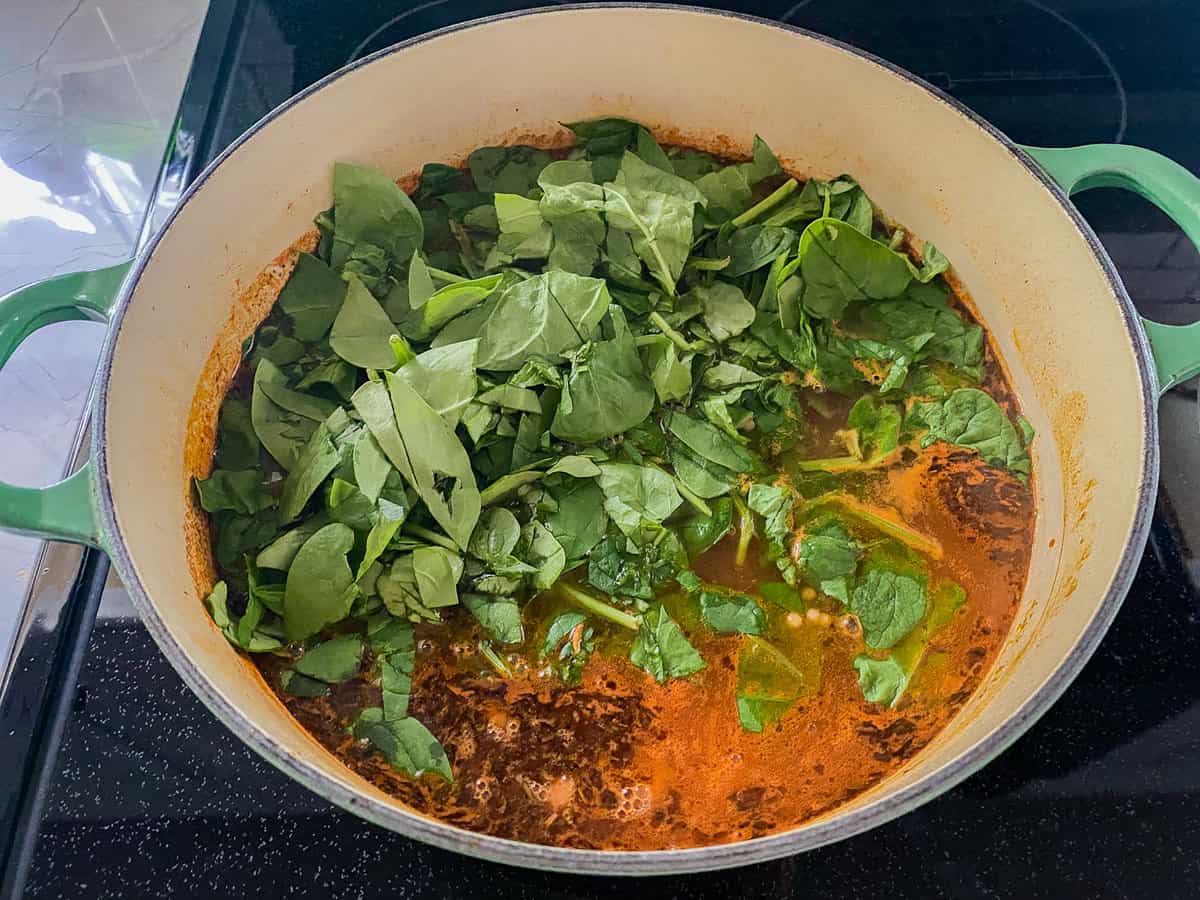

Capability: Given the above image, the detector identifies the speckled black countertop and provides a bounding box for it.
[15,1,1200,897]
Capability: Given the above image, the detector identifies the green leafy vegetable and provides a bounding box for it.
[283,522,358,641]
[331,276,401,369]
[294,634,363,683]
[278,252,347,341]
[911,388,1031,480]
[352,708,452,781]
[736,636,807,732]
[848,568,927,649]
[630,603,705,682]
[699,591,766,634]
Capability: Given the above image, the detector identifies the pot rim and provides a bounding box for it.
[90,2,1160,875]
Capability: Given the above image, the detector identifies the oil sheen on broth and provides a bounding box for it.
[213,142,1034,851]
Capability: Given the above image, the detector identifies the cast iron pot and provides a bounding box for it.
[3,4,1200,876]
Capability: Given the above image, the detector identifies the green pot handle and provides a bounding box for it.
[0,262,131,547]
[1021,143,1200,395]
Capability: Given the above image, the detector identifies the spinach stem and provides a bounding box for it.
[793,451,898,473]
[426,266,467,284]
[731,492,754,567]
[558,584,640,632]
[731,178,799,229]
[809,494,943,559]
[649,311,697,352]
[402,523,460,552]
[478,641,512,677]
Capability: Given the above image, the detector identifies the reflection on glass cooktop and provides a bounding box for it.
[22,1,1200,897]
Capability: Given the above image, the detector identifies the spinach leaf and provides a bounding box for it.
[463,593,524,644]
[630,603,705,683]
[518,520,566,590]
[690,281,756,342]
[278,421,340,524]
[476,271,611,371]
[551,307,655,442]
[468,144,552,194]
[848,568,927,649]
[380,650,414,721]
[634,127,673,172]
[665,411,756,473]
[331,161,424,269]
[255,516,326,571]
[330,276,400,369]
[283,522,357,640]
[798,217,913,319]
[724,225,797,277]
[256,378,340,424]
[699,591,766,635]
[545,455,603,478]
[394,339,479,426]
[296,359,357,401]
[355,498,407,582]
[352,708,453,781]
[604,152,704,296]
[352,432,392,504]
[597,463,682,543]
[911,388,1031,481]
[417,274,503,338]
[544,478,608,565]
[252,358,317,470]
[679,496,734,557]
[294,633,363,683]
[214,398,261,470]
[794,517,860,599]
[204,581,283,653]
[353,374,480,548]
[671,446,737,499]
[736,636,806,732]
[541,611,595,684]
[478,383,541,413]
[694,135,782,222]
[564,117,638,156]
[280,671,328,697]
[412,545,463,610]
[758,581,806,613]
[277,252,347,341]
[643,339,693,403]
[194,470,272,515]
[856,281,983,377]
[853,655,908,706]
[467,507,522,562]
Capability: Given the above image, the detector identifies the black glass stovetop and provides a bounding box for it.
[10,1,1200,897]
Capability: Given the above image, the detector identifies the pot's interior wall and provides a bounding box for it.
[103,7,1149,847]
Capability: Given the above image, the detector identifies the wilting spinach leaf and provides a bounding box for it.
[463,593,524,644]
[699,591,766,635]
[736,636,807,732]
[911,388,1031,481]
[294,633,363,683]
[848,568,927,650]
[352,708,453,781]
[630,603,705,683]
[194,469,273,515]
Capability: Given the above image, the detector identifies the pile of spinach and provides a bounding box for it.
[199,119,1034,776]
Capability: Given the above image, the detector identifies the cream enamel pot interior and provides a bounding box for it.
[3,5,1200,875]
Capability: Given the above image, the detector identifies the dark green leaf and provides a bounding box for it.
[252,359,317,470]
[277,252,347,341]
[798,217,913,319]
[194,470,272,515]
[294,633,363,683]
[331,276,400,369]
[394,339,479,426]
[283,522,357,640]
[911,388,1031,481]
[352,708,452,781]
[551,307,654,443]
[214,398,260,470]
[278,421,340,524]
[463,593,524,644]
[280,671,329,697]
[541,611,594,684]
[694,136,782,222]
[699,591,765,634]
[679,496,734,557]
[630,603,704,683]
[665,411,756,473]
[331,161,424,269]
[724,225,797,277]
[545,478,608,564]
[468,144,552,194]
[848,568,927,649]
[853,655,908,707]
[597,463,682,543]
[476,270,611,371]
